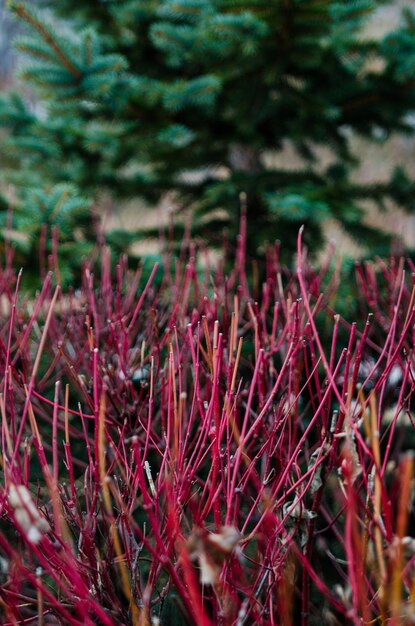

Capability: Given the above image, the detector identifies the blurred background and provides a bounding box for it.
[0,0,415,272]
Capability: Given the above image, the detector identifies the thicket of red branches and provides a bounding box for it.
[0,226,414,626]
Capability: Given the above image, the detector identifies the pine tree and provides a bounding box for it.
[2,0,415,262]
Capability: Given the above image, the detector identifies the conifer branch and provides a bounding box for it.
[8,2,82,79]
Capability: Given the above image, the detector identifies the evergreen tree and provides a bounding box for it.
[2,0,415,261]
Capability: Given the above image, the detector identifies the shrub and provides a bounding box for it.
[0,229,414,625]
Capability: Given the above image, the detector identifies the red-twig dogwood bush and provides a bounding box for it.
[0,228,414,626]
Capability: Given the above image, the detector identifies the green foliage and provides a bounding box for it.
[0,182,92,285]
[2,0,415,261]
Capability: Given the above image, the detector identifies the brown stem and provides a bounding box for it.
[11,2,82,79]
